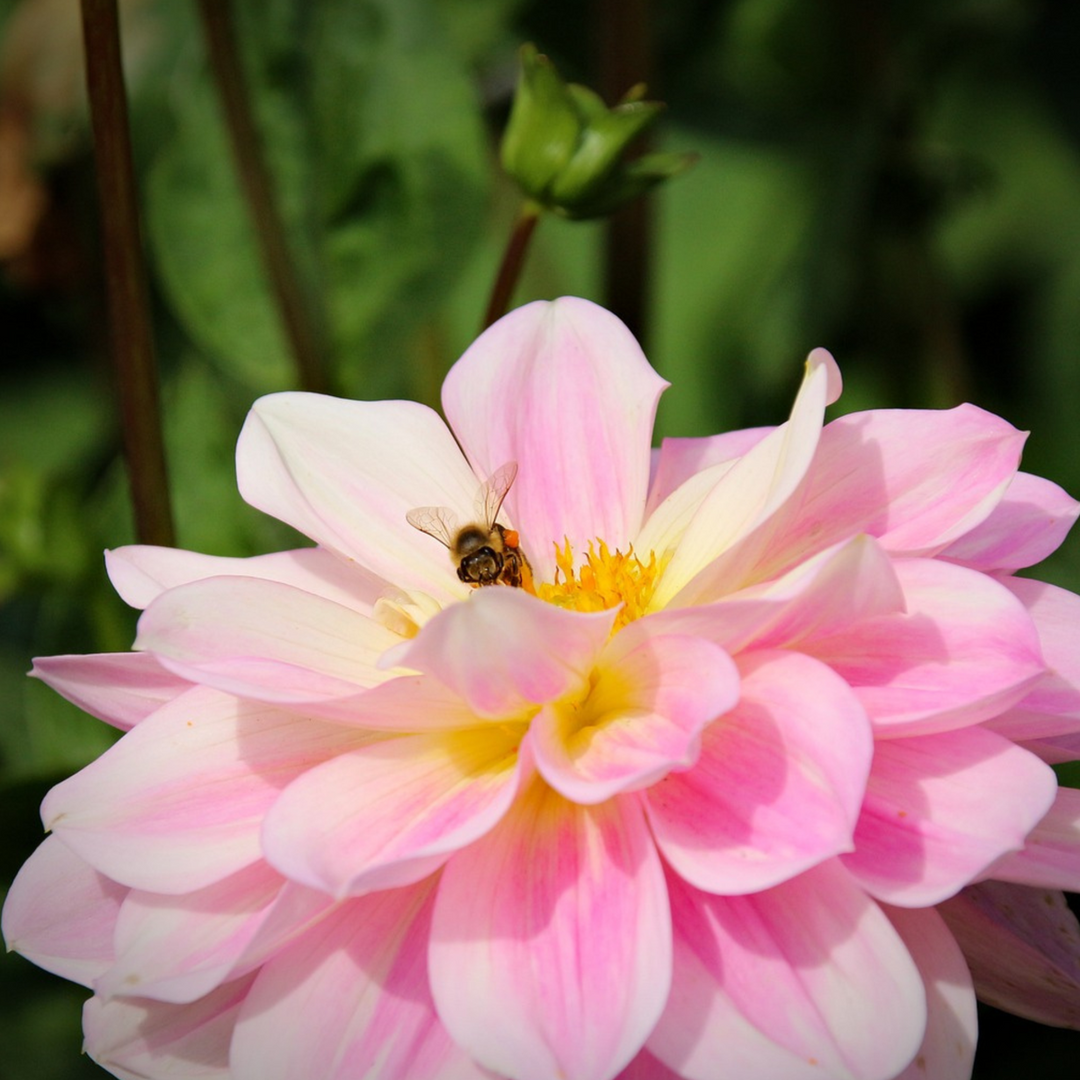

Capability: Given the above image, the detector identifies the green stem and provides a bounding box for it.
[482,202,541,331]
[80,0,175,547]
[195,0,327,394]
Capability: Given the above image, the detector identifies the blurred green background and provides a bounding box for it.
[2,0,1079,1075]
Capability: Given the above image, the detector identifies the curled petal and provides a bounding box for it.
[99,863,334,1005]
[645,428,772,517]
[443,297,668,580]
[640,534,904,656]
[708,403,1027,591]
[633,460,739,585]
[384,587,617,718]
[231,881,490,1080]
[531,628,739,804]
[807,558,1045,736]
[984,578,1080,742]
[883,906,976,1080]
[262,727,523,898]
[646,650,872,895]
[106,544,386,613]
[738,534,906,650]
[938,471,1079,572]
[828,406,1023,553]
[135,577,400,703]
[84,973,254,1080]
[430,785,671,1080]
[41,687,370,893]
[2,835,125,987]
[651,347,841,607]
[938,881,1080,1028]
[986,785,1080,892]
[843,726,1056,906]
[237,393,479,601]
[1021,732,1080,764]
[650,861,925,1080]
[31,651,189,731]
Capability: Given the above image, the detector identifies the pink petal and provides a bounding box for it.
[938,881,1080,1027]
[983,578,1080,741]
[289,673,489,730]
[106,544,386,612]
[639,534,904,656]
[83,973,254,1080]
[236,393,480,601]
[651,348,841,607]
[31,651,190,731]
[985,785,1080,891]
[732,534,905,650]
[384,586,617,718]
[134,577,400,703]
[806,558,1045,736]
[707,403,1027,591]
[99,862,334,1004]
[646,650,872,895]
[645,428,773,517]
[991,711,1080,749]
[1021,731,1080,764]
[649,861,925,1080]
[531,627,739,804]
[938,471,1079,572]
[830,408,1023,554]
[843,726,1057,906]
[442,298,669,580]
[632,458,742,590]
[616,1049,687,1080]
[262,727,523,898]
[430,784,671,1080]
[41,686,370,893]
[231,881,490,1080]
[883,906,977,1080]
[2,835,125,987]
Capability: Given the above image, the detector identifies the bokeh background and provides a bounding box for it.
[2,0,1079,1076]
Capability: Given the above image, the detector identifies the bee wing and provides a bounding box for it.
[406,506,458,548]
[477,461,518,529]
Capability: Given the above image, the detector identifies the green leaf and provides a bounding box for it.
[309,0,490,396]
[145,0,490,399]
[146,73,296,392]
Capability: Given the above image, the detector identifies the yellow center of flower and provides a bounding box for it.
[536,539,665,631]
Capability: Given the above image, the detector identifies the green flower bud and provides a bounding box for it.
[500,44,694,220]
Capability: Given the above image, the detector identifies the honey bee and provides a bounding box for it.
[407,462,533,589]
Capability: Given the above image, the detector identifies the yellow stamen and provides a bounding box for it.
[536,539,666,632]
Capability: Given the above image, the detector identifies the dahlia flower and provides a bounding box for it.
[6,296,1080,1080]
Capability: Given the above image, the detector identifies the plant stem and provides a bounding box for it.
[482,202,541,331]
[80,0,175,547]
[195,0,327,393]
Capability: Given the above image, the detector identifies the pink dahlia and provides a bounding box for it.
[5,297,1080,1080]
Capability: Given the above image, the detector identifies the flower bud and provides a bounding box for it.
[500,44,694,219]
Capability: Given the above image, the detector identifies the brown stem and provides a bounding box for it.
[195,0,327,393]
[80,0,175,546]
[482,203,541,331]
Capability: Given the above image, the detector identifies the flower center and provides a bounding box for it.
[536,539,664,631]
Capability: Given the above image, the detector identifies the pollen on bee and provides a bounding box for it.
[537,539,666,631]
